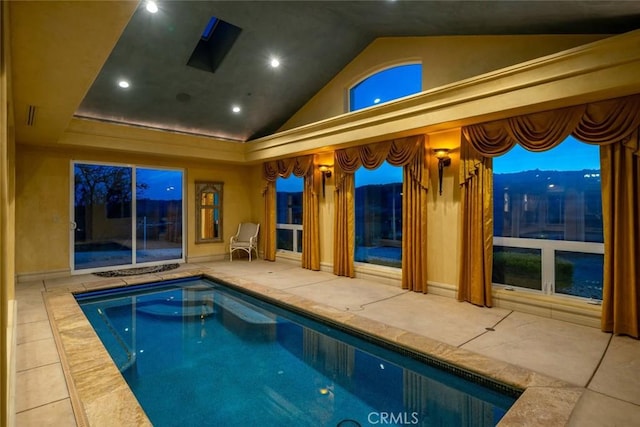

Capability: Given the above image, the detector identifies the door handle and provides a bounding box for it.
[71,221,77,230]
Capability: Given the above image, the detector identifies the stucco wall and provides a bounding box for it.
[280,34,606,131]
[15,145,258,276]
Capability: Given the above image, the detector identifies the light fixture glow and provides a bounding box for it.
[270,57,280,68]
[232,105,241,113]
[433,149,452,196]
[145,1,158,13]
[373,98,381,104]
[118,80,130,89]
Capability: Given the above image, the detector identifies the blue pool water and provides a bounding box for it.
[77,278,518,427]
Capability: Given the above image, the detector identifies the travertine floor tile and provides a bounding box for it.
[17,304,49,324]
[242,268,335,289]
[357,291,511,347]
[14,260,639,426]
[15,398,77,427]
[284,277,407,310]
[17,319,53,344]
[462,311,610,386]
[568,390,640,427]
[16,338,60,371]
[588,335,640,405]
[15,364,69,413]
[44,274,94,289]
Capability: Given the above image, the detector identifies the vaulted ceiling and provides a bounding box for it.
[10,1,640,145]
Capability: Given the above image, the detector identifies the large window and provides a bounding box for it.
[349,63,422,111]
[348,64,420,268]
[492,137,604,300]
[276,176,303,253]
[73,162,184,272]
[355,162,402,267]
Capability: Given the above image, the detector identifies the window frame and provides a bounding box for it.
[195,181,223,244]
[275,176,304,254]
[347,62,422,112]
[491,140,604,301]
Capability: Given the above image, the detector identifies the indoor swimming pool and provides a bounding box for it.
[76,277,519,426]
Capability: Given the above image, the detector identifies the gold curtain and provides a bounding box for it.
[457,139,494,306]
[333,164,355,277]
[302,167,321,270]
[262,156,316,266]
[333,135,428,290]
[462,94,640,336]
[600,138,640,338]
[261,180,276,261]
[401,143,429,292]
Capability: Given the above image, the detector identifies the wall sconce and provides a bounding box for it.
[434,149,451,196]
[318,164,332,198]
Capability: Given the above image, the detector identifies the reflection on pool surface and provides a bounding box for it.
[77,278,519,426]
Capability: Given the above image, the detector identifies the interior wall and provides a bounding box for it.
[280,34,606,131]
[1,0,17,424]
[15,145,257,277]
[427,129,462,292]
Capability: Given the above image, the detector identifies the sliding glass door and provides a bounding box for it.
[72,162,184,273]
[135,168,183,263]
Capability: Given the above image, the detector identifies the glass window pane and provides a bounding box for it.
[555,251,603,300]
[493,137,602,243]
[276,176,303,225]
[355,162,402,267]
[74,164,133,270]
[297,230,303,253]
[492,246,542,291]
[136,168,183,263]
[277,229,293,251]
[350,64,422,111]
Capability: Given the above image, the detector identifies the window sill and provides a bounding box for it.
[492,287,602,328]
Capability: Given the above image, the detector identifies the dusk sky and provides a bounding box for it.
[137,168,183,200]
[493,136,600,174]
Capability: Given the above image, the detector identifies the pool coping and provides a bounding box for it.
[43,269,584,426]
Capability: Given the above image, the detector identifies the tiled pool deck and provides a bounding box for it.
[14,260,640,426]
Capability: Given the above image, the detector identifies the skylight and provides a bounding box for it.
[201,17,219,40]
[187,16,242,74]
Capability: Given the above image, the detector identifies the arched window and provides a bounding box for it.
[349,63,422,111]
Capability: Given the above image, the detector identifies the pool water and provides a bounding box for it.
[77,278,518,426]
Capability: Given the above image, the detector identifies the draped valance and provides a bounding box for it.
[460,93,640,337]
[261,154,319,270]
[333,134,430,293]
[463,93,640,156]
[335,135,425,172]
[263,155,314,181]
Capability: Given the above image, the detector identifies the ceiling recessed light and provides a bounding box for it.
[270,57,280,68]
[373,98,381,104]
[118,80,130,89]
[145,1,158,13]
[232,105,241,113]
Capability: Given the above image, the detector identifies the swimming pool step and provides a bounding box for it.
[136,299,215,319]
[216,294,277,325]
